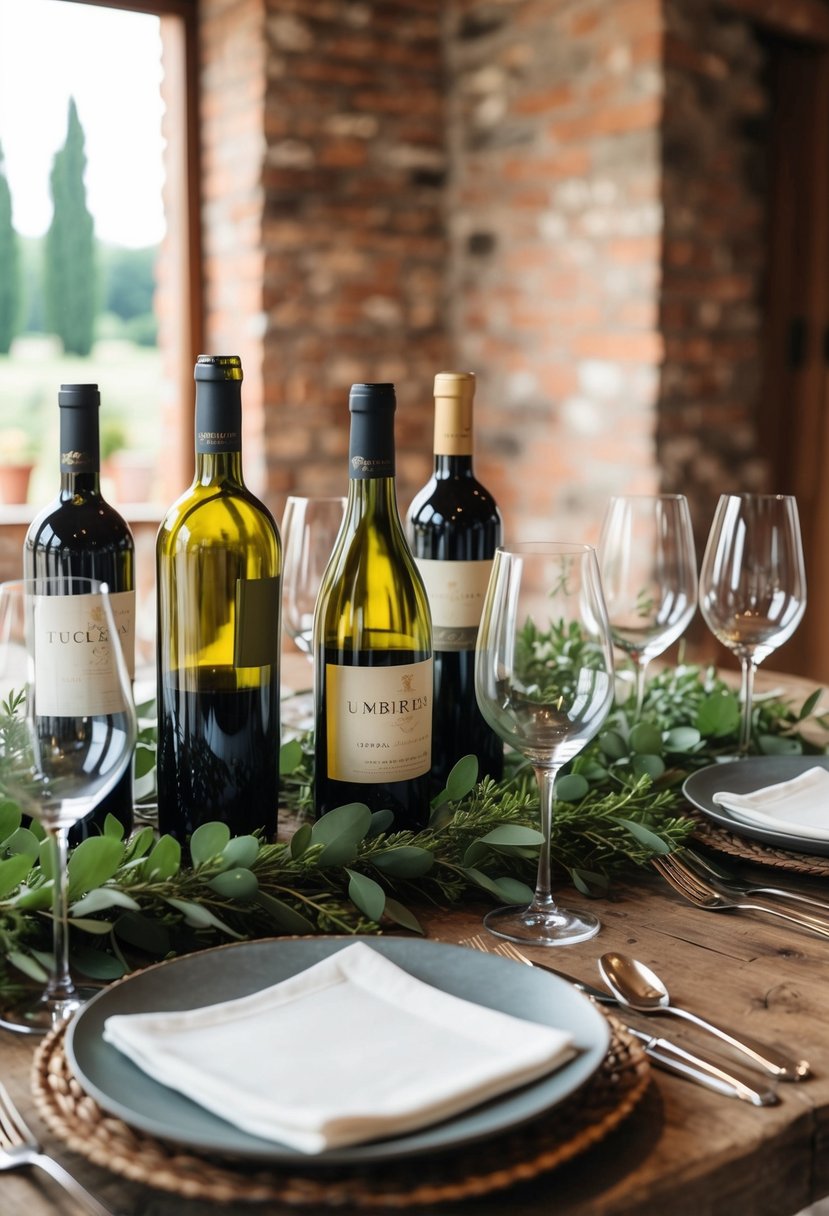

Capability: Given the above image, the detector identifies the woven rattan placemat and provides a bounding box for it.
[32,1015,650,1208]
[690,812,829,878]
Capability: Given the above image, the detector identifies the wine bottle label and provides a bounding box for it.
[415,558,492,650]
[234,577,281,667]
[33,592,134,716]
[326,658,433,783]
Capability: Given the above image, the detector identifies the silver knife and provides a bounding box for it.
[627,1027,778,1105]
[514,958,779,1105]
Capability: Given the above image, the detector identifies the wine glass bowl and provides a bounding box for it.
[282,495,347,660]
[699,494,806,753]
[599,494,697,717]
[475,542,615,946]
[0,576,136,1034]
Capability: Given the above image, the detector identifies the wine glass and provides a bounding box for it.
[281,495,347,661]
[699,494,806,754]
[0,577,136,1034]
[598,495,697,717]
[475,542,615,946]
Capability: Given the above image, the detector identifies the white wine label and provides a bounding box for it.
[416,558,492,650]
[34,593,134,717]
[326,658,433,783]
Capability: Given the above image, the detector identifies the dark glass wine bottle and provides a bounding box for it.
[156,356,281,844]
[314,383,433,830]
[24,383,135,841]
[407,371,503,790]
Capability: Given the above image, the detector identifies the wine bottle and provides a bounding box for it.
[407,372,503,789]
[24,383,136,841]
[156,355,281,844]
[314,383,433,830]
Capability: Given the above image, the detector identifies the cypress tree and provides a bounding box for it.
[44,98,96,356]
[0,142,21,356]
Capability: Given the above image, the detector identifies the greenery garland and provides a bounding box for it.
[0,661,825,997]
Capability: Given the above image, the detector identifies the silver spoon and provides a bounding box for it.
[598,951,810,1082]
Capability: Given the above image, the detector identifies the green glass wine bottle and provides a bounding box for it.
[314,383,433,830]
[156,355,281,843]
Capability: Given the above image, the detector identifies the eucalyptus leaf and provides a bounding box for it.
[479,825,545,848]
[256,892,316,934]
[3,826,40,860]
[208,867,259,900]
[368,809,395,837]
[71,947,127,980]
[383,897,423,934]
[279,737,304,775]
[7,949,49,982]
[103,814,125,840]
[13,883,53,911]
[134,745,157,778]
[757,734,803,756]
[445,755,479,802]
[165,897,244,938]
[345,868,386,922]
[311,802,372,846]
[0,852,32,898]
[696,691,740,737]
[462,840,489,869]
[0,800,21,843]
[67,837,125,898]
[70,887,141,916]
[123,826,155,863]
[39,837,55,880]
[618,817,671,853]
[555,773,589,803]
[67,917,116,935]
[190,822,232,868]
[664,726,701,752]
[290,823,312,859]
[599,729,628,760]
[114,911,172,955]
[145,835,181,881]
[570,867,609,897]
[798,688,823,721]
[221,836,260,870]
[631,754,665,780]
[372,846,435,878]
[629,722,662,755]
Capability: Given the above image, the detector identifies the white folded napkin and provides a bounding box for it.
[713,766,829,840]
[103,942,576,1154]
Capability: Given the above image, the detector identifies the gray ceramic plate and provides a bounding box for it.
[66,936,610,1165]
[683,756,829,857]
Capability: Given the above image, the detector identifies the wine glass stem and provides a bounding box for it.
[633,658,648,719]
[738,656,757,754]
[529,764,561,913]
[43,826,76,1003]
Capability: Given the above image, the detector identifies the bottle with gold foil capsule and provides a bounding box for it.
[314,383,433,830]
[156,355,281,844]
[24,383,136,842]
[407,372,503,790]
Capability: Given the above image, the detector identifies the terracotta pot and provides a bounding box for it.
[0,462,35,504]
[108,452,156,503]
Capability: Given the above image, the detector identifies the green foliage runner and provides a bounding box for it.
[0,662,825,996]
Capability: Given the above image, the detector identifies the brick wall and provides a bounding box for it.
[444,0,666,546]
[659,0,771,553]
[195,0,772,558]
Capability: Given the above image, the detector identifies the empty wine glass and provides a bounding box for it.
[598,494,697,717]
[281,495,347,660]
[475,542,615,947]
[0,577,136,1034]
[699,494,806,754]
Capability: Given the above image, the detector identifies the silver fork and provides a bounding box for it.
[653,854,829,939]
[0,1081,113,1216]
[679,848,829,915]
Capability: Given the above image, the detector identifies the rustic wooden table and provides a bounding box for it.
[3,667,828,1215]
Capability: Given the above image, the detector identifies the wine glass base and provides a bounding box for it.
[484,903,601,948]
[0,986,102,1036]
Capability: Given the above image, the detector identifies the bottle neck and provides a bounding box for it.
[59,405,101,498]
[434,453,474,478]
[194,378,245,486]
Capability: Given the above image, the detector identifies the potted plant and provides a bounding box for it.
[0,428,37,504]
[101,419,156,504]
